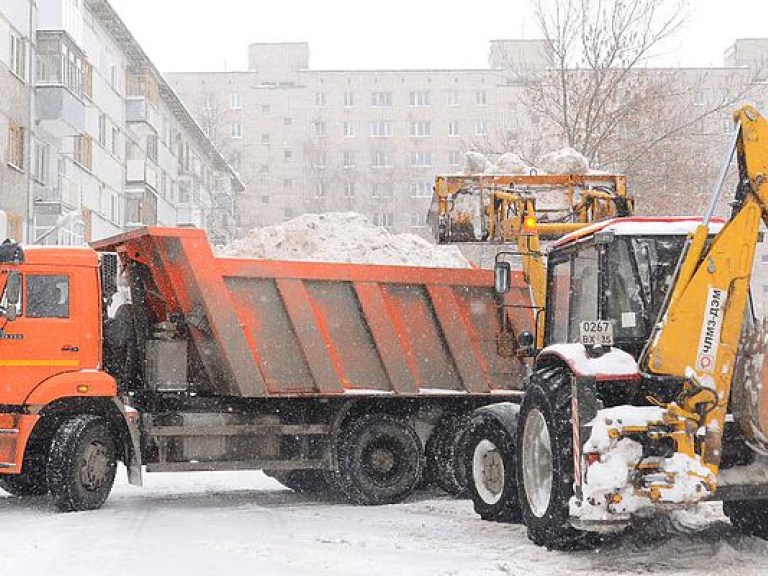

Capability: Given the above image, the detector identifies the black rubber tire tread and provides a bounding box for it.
[264,469,333,495]
[426,413,473,497]
[335,413,424,505]
[47,415,117,512]
[723,500,768,538]
[517,365,595,550]
[465,415,521,523]
[0,446,49,497]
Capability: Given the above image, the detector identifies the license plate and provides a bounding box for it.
[580,321,614,347]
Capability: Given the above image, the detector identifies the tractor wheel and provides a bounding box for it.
[425,413,472,497]
[517,365,594,550]
[723,500,768,538]
[47,415,117,512]
[465,415,521,522]
[334,414,424,505]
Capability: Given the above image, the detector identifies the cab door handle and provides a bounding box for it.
[61,345,79,352]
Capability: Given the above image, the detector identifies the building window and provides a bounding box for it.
[313,121,327,137]
[111,127,120,157]
[343,121,355,137]
[694,91,706,106]
[409,90,431,107]
[446,90,459,107]
[7,123,25,170]
[369,120,393,138]
[371,150,393,168]
[409,121,432,138]
[146,134,158,162]
[476,90,488,106]
[31,140,48,184]
[315,182,327,198]
[448,150,462,166]
[408,151,433,167]
[371,91,393,107]
[98,114,107,146]
[344,181,355,198]
[261,133,270,145]
[259,164,269,174]
[343,151,355,168]
[373,212,394,228]
[74,135,93,170]
[231,123,242,138]
[315,92,327,107]
[283,179,293,190]
[284,207,295,221]
[475,120,488,136]
[372,182,394,198]
[261,104,271,114]
[409,180,432,198]
[261,195,270,204]
[344,91,354,108]
[230,93,242,109]
[9,32,27,80]
[283,117,293,126]
[530,114,540,127]
[448,120,460,137]
[284,148,293,161]
[410,213,427,229]
[313,150,328,167]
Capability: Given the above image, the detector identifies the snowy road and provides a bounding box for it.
[2,470,768,576]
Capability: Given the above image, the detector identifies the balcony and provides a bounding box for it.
[126,98,161,134]
[34,178,81,215]
[127,159,158,191]
[35,86,85,137]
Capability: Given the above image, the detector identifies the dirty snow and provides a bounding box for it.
[217,212,469,268]
[3,470,768,576]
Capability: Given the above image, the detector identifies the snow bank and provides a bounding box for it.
[217,212,470,268]
[538,147,590,174]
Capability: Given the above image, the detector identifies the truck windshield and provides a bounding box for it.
[605,236,687,343]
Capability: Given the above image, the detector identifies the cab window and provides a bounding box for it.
[27,275,70,318]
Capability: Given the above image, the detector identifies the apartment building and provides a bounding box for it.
[0,0,242,245]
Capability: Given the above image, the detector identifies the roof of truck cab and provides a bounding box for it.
[552,217,727,248]
[20,245,99,267]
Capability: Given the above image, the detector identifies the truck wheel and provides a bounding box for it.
[723,500,768,538]
[264,470,332,495]
[465,416,521,522]
[425,413,472,497]
[0,468,48,497]
[47,415,117,512]
[335,414,424,505]
[517,365,591,550]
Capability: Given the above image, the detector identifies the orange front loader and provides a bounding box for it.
[0,227,534,511]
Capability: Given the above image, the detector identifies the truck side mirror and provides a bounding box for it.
[5,271,21,321]
[494,261,511,294]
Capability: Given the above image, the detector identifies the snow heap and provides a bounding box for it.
[217,212,470,268]
[461,147,590,176]
[538,147,590,174]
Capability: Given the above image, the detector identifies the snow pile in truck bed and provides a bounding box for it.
[462,147,591,176]
[217,212,470,268]
[538,146,590,174]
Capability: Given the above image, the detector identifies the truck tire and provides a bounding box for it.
[335,414,424,505]
[465,415,521,522]
[0,468,48,497]
[264,470,333,495]
[723,500,768,538]
[516,365,592,550]
[425,413,472,497]
[47,415,117,512]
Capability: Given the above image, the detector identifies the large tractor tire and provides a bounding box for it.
[334,413,424,505]
[723,500,768,538]
[465,415,521,522]
[47,415,117,512]
[516,365,594,550]
[425,413,472,497]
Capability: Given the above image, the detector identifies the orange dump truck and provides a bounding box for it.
[0,227,532,511]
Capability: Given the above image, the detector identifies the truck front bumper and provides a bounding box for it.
[0,412,40,474]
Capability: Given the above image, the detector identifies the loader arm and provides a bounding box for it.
[639,105,768,479]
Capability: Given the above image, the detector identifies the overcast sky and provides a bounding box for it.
[109,0,768,73]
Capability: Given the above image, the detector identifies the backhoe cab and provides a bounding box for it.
[469,105,768,549]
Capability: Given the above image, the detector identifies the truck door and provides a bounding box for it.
[0,270,82,405]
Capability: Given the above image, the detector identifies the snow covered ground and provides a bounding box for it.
[2,469,768,576]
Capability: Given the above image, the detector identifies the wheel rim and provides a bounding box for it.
[472,439,504,505]
[361,436,403,485]
[79,441,111,492]
[522,408,553,518]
